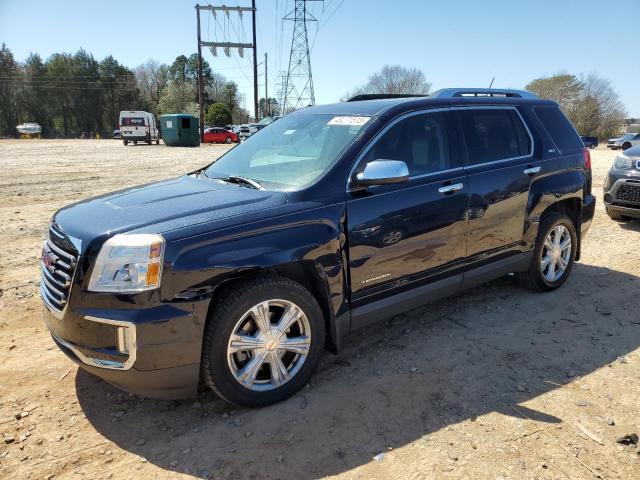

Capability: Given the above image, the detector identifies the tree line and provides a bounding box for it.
[1,45,632,139]
[0,44,280,138]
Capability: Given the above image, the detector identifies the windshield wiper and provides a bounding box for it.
[224,175,262,190]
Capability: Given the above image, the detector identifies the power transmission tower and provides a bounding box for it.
[283,0,322,113]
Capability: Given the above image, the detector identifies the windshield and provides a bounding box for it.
[204,113,371,191]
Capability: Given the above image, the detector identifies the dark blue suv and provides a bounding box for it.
[40,88,595,407]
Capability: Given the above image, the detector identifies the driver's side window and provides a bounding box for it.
[361,111,451,177]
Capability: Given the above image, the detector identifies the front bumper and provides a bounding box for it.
[603,174,640,211]
[42,298,210,399]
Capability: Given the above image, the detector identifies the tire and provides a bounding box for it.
[201,276,325,407]
[225,136,232,144]
[622,142,632,150]
[520,213,577,292]
[123,139,128,146]
[133,140,137,145]
[156,138,159,145]
[146,134,151,145]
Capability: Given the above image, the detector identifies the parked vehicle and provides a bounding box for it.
[603,144,640,221]
[580,136,598,149]
[40,88,595,407]
[607,132,640,150]
[238,124,251,141]
[203,127,238,144]
[119,111,159,146]
[112,129,121,139]
[16,122,42,136]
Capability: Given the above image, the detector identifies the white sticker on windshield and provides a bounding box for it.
[284,129,296,135]
[327,116,369,126]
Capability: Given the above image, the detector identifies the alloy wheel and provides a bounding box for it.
[540,225,572,282]
[226,299,311,391]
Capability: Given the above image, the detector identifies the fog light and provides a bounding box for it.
[604,193,613,203]
[116,326,134,354]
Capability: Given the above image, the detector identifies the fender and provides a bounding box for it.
[524,168,585,248]
[162,202,349,350]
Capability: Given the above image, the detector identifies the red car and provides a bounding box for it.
[203,127,238,144]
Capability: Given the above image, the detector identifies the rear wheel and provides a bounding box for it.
[122,139,128,146]
[520,213,577,292]
[201,276,325,407]
[155,138,159,145]
[146,134,151,145]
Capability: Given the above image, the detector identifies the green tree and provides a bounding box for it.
[157,81,198,115]
[205,102,232,126]
[0,43,21,136]
[526,72,626,138]
[525,74,583,112]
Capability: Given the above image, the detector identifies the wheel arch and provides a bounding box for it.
[202,261,342,355]
[526,170,585,260]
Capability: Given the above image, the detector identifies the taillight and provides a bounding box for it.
[582,147,591,170]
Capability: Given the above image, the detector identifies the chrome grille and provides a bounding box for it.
[40,225,78,314]
[615,182,640,204]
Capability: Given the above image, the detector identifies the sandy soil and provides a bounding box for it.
[0,139,639,480]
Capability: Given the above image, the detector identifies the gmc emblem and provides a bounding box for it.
[42,248,56,273]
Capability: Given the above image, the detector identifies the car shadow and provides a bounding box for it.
[619,220,640,232]
[75,263,640,479]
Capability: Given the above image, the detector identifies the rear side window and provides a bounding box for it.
[534,106,582,153]
[459,109,531,165]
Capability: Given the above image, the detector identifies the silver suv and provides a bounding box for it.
[607,132,640,150]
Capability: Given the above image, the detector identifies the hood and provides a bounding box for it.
[53,175,287,250]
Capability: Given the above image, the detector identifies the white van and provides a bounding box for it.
[119,111,160,146]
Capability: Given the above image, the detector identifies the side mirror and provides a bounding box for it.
[354,159,409,187]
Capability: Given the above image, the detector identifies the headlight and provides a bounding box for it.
[614,154,633,170]
[88,234,164,293]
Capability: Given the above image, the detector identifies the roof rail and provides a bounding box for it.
[430,88,539,100]
[346,93,427,102]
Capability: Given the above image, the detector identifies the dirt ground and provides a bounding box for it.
[0,139,639,480]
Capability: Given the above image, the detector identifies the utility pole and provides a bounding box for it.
[196,4,204,142]
[283,0,322,113]
[264,52,269,118]
[252,0,259,122]
[196,3,258,123]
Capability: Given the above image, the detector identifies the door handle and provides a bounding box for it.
[438,183,464,194]
[523,166,541,175]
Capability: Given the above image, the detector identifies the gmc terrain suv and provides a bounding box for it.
[604,144,640,220]
[40,88,595,407]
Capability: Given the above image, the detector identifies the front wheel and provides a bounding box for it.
[201,276,325,407]
[225,136,232,144]
[622,142,632,150]
[122,139,128,146]
[520,213,577,292]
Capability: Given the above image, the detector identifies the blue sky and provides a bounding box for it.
[1,0,638,116]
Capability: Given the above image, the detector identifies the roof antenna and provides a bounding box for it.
[488,77,495,88]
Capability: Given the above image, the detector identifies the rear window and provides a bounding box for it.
[459,109,531,165]
[121,117,145,126]
[534,106,582,153]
